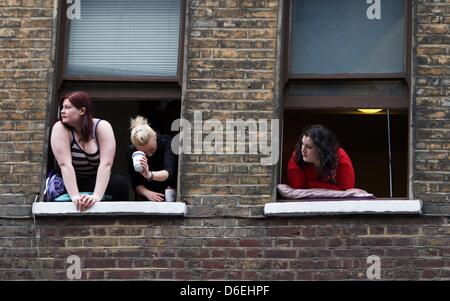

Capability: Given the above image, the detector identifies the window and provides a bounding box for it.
[57,0,185,91]
[44,0,185,206]
[280,0,411,199]
[65,0,181,78]
[290,0,405,75]
[281,110,408,198]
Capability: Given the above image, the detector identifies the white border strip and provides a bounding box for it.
[264,200,422,216]
[33,201,186,216]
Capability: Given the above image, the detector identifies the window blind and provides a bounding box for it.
[66,0,181,77]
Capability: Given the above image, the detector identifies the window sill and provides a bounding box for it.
[32,201,186,217]
[264,199,422,217]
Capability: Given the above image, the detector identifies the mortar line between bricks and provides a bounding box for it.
[190,48,276,51]
[65,236,145,240]
[415,151,450,154]
[358,235,422,238]
[413,139,450,142]
[188,69,276,72]
[185,99,274,103]
[189,58,276,62]
[0,88,50,90]
[192,18,278,21]
[407,180,450,184]
[184,175,272,177]
[183,162,269,165]
[189,76,275,79]
[188,86,274,90]
[184,101,274,105]
[0,68,51,71]
[59,247,142,250]
[188,68,274,72]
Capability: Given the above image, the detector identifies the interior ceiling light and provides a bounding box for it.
[357,109,383,114]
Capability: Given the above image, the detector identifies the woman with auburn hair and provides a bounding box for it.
[287,124,355,190]
[127,116,177,201]
[50,91,128,211]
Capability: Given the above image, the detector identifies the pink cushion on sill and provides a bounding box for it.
[277,184,375,200]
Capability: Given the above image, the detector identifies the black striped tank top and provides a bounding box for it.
[71,119,101,179]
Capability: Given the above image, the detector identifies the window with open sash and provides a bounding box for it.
[47,0,185,202]
[280,0,411,198]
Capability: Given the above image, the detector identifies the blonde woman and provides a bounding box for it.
[127,116,177,201]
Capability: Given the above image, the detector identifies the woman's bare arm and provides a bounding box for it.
[50,121,80,201]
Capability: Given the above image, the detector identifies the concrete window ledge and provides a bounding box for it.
[32,201,186,217]
[264,199,422,217]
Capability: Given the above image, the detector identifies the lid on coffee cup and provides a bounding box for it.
[132,151,145,157]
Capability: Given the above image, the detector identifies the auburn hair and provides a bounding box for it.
[59,91,94,143]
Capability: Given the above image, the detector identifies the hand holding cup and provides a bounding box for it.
[139,156,152,179]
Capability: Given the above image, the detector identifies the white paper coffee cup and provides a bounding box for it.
[165,187,176,202]
[132,151,145,172]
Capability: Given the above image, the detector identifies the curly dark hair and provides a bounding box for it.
[295,124,340,183]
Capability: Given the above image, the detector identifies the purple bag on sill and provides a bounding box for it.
[43,171,66,202]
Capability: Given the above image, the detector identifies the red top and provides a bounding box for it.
[287,148,355,190]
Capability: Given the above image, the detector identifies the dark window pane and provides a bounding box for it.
[291,0,405,74]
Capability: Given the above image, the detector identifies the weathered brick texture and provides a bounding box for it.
[413,0,450,215]
[181,0,279,210]
[1,216,449,280]
[0,0,449,281]
[0,0,53,208]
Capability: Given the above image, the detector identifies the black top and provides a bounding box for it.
[127,133,177,195]
[70,119,101,179]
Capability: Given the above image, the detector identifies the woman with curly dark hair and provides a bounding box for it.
[287,124,355,190]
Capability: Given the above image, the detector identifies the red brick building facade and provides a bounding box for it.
[0,0,449,280]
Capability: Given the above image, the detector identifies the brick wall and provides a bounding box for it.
[181,0,279,217]
[413,0,450,215]
[0,0,54,213]
[1,216,449,280]
[0,0,449,281]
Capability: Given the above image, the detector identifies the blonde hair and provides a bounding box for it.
[130,116,156,147]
